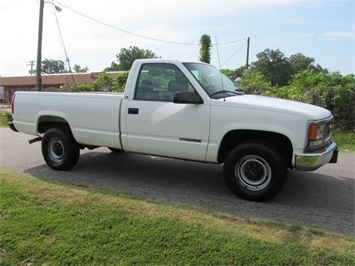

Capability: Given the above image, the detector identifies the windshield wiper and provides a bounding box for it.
[210,90,241,98]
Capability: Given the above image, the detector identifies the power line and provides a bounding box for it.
[52,5,76,84]
[53,0,198,46]
[218,39,247,45]
[220,39,248,67]
[52,0,246,47]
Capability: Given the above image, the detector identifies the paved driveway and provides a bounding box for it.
[1,128,354,235]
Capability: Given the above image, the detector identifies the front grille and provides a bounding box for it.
[324,120,333,141]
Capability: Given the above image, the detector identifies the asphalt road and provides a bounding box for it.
[1,128,354,235]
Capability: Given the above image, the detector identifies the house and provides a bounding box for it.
[0,71,121,104]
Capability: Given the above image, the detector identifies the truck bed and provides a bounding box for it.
[13,92,124,149]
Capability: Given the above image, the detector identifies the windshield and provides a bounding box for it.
[183,62,244,99]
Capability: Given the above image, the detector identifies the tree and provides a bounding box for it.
[221,66,247,82]
[289,53,316,74]
[252,49,292,86]
[105,61,119,72]
[109,46,158,71]
[199,34,212,64]
[41,59,65,74]
[73,64,89,73]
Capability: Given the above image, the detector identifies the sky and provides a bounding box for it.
[0,0,354,77]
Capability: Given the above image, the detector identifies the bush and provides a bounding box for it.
[70,72,129,92]
[70,83,94,92]
[1,111,12,126]
[116,71,129,92]
[233,68,354,132]
[285,70,354,131]
[240,69,273,95]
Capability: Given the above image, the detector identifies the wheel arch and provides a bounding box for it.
[37,115,71,134]
[218,130,293,168]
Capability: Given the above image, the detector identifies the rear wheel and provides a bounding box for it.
[223,142,287,202]
[41,127,80,170]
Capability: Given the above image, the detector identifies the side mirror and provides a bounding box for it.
[173,92,203,104]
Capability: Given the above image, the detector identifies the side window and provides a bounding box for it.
[134,63,196,102]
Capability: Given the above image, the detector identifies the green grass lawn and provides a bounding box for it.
[0,169,354,265]
[333,132,355,152]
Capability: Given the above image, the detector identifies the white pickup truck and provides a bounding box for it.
[9,59,338,201]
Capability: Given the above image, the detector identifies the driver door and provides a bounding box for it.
[122,63,210,161]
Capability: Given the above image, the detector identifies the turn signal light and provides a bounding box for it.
[309,124,318,141]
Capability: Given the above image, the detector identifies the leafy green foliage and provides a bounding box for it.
[332,74,355,131]
[116,71,129,89]
[289,53,322,74]
[252,49,292,86]
[221,66,247,84]
[284,70,355,131]
[39,59,89,74]
[70,83,94,92]
[107,46,158,71]
[94,72,115,92]
[239,69,273,95]
[199,34,212,64]
[223,49,354,131]
[0,110,12,126]
[70,72,128,92]
[41,59,66,74]
[73,64,89,73]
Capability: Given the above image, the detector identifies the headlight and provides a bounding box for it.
[307,118,333,148]
[308,122,325,146]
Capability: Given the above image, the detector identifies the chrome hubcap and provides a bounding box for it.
[235,155,272,191]
[48,137,64,163]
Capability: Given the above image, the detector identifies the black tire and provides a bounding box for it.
[41,127,80,170]
[223,142,287,202]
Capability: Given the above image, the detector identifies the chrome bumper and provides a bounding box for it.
[295,141,338,171]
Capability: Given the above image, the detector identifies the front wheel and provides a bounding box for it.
[223,142,287,202]
[41,127,80,170]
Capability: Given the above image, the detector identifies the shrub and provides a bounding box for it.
[70,72,129,92]
[236,68,354,132]
[286,70,354,131]
[116,71,129,92]
[70,83,94,92]
[1,111,12,126]
[240,69,273,96]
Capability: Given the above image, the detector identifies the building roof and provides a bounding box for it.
[0,73,92,86]
[0,71,122,87]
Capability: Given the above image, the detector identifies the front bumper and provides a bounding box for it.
[295,141,338,171]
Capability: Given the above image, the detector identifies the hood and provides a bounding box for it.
[218,94,331,120]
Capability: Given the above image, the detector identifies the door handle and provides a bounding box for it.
[128,108,139,115]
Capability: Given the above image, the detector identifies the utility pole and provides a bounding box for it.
[246,37,250,68]
[36,0,44,91]
[27,61,36,75]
